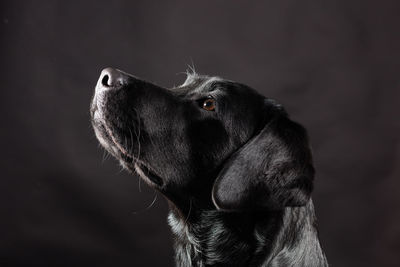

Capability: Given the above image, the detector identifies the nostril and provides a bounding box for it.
[98,67,127,90]
[101,74,110,87]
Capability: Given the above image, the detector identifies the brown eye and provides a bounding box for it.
[202,98,216,111]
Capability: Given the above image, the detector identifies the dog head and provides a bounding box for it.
[90,68,314,213]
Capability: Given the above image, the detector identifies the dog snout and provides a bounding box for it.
[96,67,128,91]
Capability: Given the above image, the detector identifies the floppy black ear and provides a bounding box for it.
[212,110,314,211]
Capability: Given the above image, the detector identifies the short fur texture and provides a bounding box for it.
[90,68,328,266]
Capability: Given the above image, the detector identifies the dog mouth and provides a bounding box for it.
[91,97,164,188]
[95,119,164,187]
[133,162,163,187]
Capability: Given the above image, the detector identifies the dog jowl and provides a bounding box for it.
[90,68,328,267]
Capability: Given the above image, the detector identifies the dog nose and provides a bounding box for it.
[99,67,127,89]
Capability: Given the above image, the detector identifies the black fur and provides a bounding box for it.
[90,68,328,266]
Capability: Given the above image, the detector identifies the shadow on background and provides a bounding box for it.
[1,1,399,266]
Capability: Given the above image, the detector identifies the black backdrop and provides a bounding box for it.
[1,1,399,266]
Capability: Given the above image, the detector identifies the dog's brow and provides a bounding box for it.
[175,75,223,98]
[191,77,222,94]
[180,72,201,87]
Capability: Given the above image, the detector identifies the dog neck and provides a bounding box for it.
[167,200,328,267]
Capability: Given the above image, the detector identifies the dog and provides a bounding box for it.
[90,67,328,267]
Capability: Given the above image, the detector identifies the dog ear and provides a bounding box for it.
[212,106,314,211]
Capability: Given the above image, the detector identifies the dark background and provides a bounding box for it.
[1,0,399,266]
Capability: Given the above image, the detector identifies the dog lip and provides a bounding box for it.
[92,118,165,188]
[134,162,164,187]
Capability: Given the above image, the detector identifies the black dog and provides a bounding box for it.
[90,68,328,267]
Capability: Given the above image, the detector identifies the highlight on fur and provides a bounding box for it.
[90,67,328,266]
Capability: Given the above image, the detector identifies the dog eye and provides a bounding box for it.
[202,97,216,111]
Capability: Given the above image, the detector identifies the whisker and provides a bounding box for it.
[102,148,107,162]
[133,108,142,166]
[128,127,134,157]
[184,198,193,225]
[131,192,158,214]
